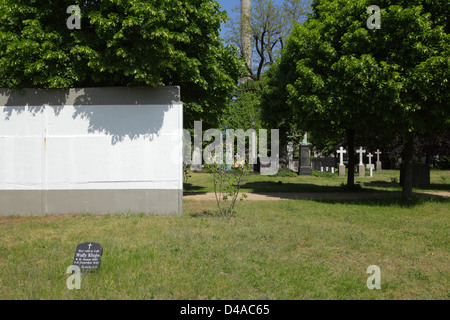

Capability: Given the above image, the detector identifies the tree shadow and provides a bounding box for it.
[361,180,401,189]
[418,184,450,191]
[1,88,67,119]
[240,181,448,205]
[240,181,352,193]
[1,87,173,145]
[309,194,449,207]
[183,183,208,194]
[363,180,450,192]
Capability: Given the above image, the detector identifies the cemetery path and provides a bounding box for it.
[184,191,449,201]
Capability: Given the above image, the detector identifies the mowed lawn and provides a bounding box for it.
[184,169,450,194]
[0,174,448,299]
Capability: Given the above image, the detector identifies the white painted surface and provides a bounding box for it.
[0,104,183,191]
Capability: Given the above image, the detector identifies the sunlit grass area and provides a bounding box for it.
[0,195,448,299]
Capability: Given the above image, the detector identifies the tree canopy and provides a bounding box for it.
[0,0,245,127]
[262,0,449,197]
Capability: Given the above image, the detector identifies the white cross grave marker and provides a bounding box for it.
[367,153,373,165]
[357,147,366,165]
[337,147,347,165]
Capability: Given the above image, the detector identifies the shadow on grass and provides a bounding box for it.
[239,181,401,194]
[363,180,450,192]
[188,209,217,218]
[362,180,401,189]
[241,181,343,193]
[183,183,208,195]
[416,184,450,192]
[309,195,449,208]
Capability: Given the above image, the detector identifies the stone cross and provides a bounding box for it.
[367,153,373,165]
[337,147,347,165]
[375,149,382,162]
[356,147,366,165]
[375,149,382,172]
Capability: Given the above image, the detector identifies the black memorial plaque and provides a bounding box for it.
[72,242,103,273]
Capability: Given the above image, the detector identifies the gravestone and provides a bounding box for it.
[337,147,346,177]
[191,146,203,172]
[73,242,103,273]
[312,157,337,171]
[375,149,382,172]
[299,144,312,176]
[287,143,299,172]
[356,147,366,177]
[289,159,299,172]
[260,158,279,175]
[366,153,375,170]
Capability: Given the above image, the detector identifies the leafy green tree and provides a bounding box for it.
[262,0,449,198]
[219,90,262,131]
[0,0,245,128]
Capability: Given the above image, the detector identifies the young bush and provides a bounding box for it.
[205,163,251,218]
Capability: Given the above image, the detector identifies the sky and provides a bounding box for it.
[216,0,286,39]
[216,0,243,39]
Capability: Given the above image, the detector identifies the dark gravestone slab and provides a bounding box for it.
[311,157,337,171]
[299,144,312,176]
[73,242,103,273]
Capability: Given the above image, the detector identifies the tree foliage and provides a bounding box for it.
[262,0,449,196]
[0,0,245,127]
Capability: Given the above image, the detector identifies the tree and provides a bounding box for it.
[262,0,449,198]
[0,0,245,128]
[219,90,262,131]
[225,0,311,82]
[223,0,311,155]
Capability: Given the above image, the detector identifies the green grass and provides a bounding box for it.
[0,196,448,299]
[184,169,450,194]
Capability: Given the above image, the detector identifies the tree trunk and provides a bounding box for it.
[402,135,414,200]
[346,128,355,187]
[240,0,252,83]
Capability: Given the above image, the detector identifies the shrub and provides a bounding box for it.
[205,163,251,218]
[272,167,298,177]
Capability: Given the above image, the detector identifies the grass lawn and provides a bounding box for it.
[0,185,448,299]
[184,169,450,194]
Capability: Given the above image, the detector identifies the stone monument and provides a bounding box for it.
[287,142,299,172]
[375,149,382,172]
[191,146,203,172]
[337,147,347,176]
[366,153,375,170]
[356,147,366,177]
